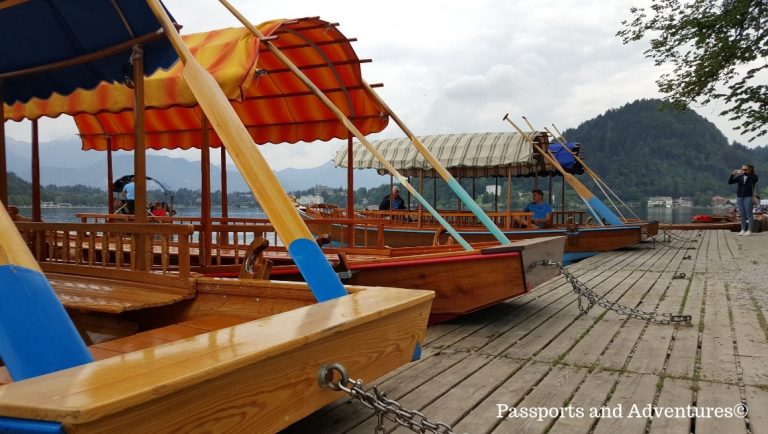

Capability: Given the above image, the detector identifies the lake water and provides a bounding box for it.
[33,205,719,224]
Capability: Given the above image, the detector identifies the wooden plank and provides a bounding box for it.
[745,385,768,434]
[300,350,471,434]
[491,365,589,433]
[497,270,643,360]
[547,370,619,434]
[647,378,693,433]
[665,271,706,378]
[730,286,768,387]
[699,278,738,383]
[452,362,552,433]
[348,352,492,433]
[695,382,748,434]
[592,373,659,434]
[555,271,663,367]
[413,356,525,428]
[625,277,688,375]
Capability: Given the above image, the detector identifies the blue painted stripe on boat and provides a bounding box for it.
[447,178,511,245]
[287,238,348,302]
[587,197,624,226]
[563,251,599,264]
[0,417,64,433]
[411,342,422,361]
[0,265,93,381]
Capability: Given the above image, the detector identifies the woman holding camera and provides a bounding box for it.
[728,164,758,235]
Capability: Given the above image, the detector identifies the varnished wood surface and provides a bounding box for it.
[47,272,195,313]
[286,230,768,433]
[0,286,433,433]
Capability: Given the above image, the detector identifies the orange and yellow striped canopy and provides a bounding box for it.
[3,17,388,149]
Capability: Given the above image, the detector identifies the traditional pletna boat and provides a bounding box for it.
[327,131,656,262]
[0,2,434,432]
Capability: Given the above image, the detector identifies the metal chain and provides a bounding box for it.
[317,363,454,434]
[660,230,701,243]
[535,260,692,326]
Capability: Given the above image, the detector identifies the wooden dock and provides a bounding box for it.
[284,230,768,434]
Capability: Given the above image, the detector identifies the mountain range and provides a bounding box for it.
[4,136,386,192]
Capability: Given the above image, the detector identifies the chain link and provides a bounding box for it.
[317,363,454,434]
[535,260,692,326]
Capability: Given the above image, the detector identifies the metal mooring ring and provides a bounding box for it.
[317,363,349,391]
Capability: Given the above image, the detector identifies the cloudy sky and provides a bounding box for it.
[5,0,761,170]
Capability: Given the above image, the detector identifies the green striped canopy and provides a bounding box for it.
[334,132,552,177]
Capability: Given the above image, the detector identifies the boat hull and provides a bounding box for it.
[269,236,565,323]
[333,224,641,256]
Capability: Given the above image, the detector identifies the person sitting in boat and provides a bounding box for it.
[7,206,31,222]
[122,176,136,214]
[151,202,168,217]
[379,186,407,210]
[523,189,553,228]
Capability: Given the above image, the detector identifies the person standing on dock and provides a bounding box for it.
[122,176,136,214]
[729,164,758,236]
[379,186,407,210]
[524,189,553,228]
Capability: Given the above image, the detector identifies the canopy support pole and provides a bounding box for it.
[548,175,553,208]
[219,0,472,251]
[132,44,148,271]
[0,81,7,207]
[346,133,354,246]
[561,176,565,216]
[31,120,40,222]
[220,146,228,220]
[418,171,423,228]
[107,138,114,214]
[494,176,498,213]
[201,115,212,267]
[506,166,512,229]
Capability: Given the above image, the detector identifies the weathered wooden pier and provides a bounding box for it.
[285,230,768,434]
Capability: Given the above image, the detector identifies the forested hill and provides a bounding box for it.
[564,99,768,204]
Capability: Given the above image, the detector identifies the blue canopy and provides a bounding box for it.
[0,0,178,105]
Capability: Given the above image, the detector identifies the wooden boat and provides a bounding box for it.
[303,206,644,264]
[329,131,655,262]
[0,3,434,432]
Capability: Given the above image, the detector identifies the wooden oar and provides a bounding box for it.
[0,203,92,380]
[503,114,623,226]
[145,0,346,301]
[361,81,511,245]
[549,123,640,220]
[217,0,472,251]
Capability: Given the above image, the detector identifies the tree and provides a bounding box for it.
[617,0,768,141]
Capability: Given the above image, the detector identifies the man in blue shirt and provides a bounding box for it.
[122,176,136,214]
[523,189,553,228]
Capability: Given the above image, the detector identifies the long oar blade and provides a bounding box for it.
[146,0,346,301]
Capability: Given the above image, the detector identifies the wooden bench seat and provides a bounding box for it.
[0,315,250,385]
[47,272,196,314]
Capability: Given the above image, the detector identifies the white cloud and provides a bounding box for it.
[4,0,763,171]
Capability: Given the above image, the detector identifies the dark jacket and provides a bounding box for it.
[379,194,406,210]
[728,173,759,197]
